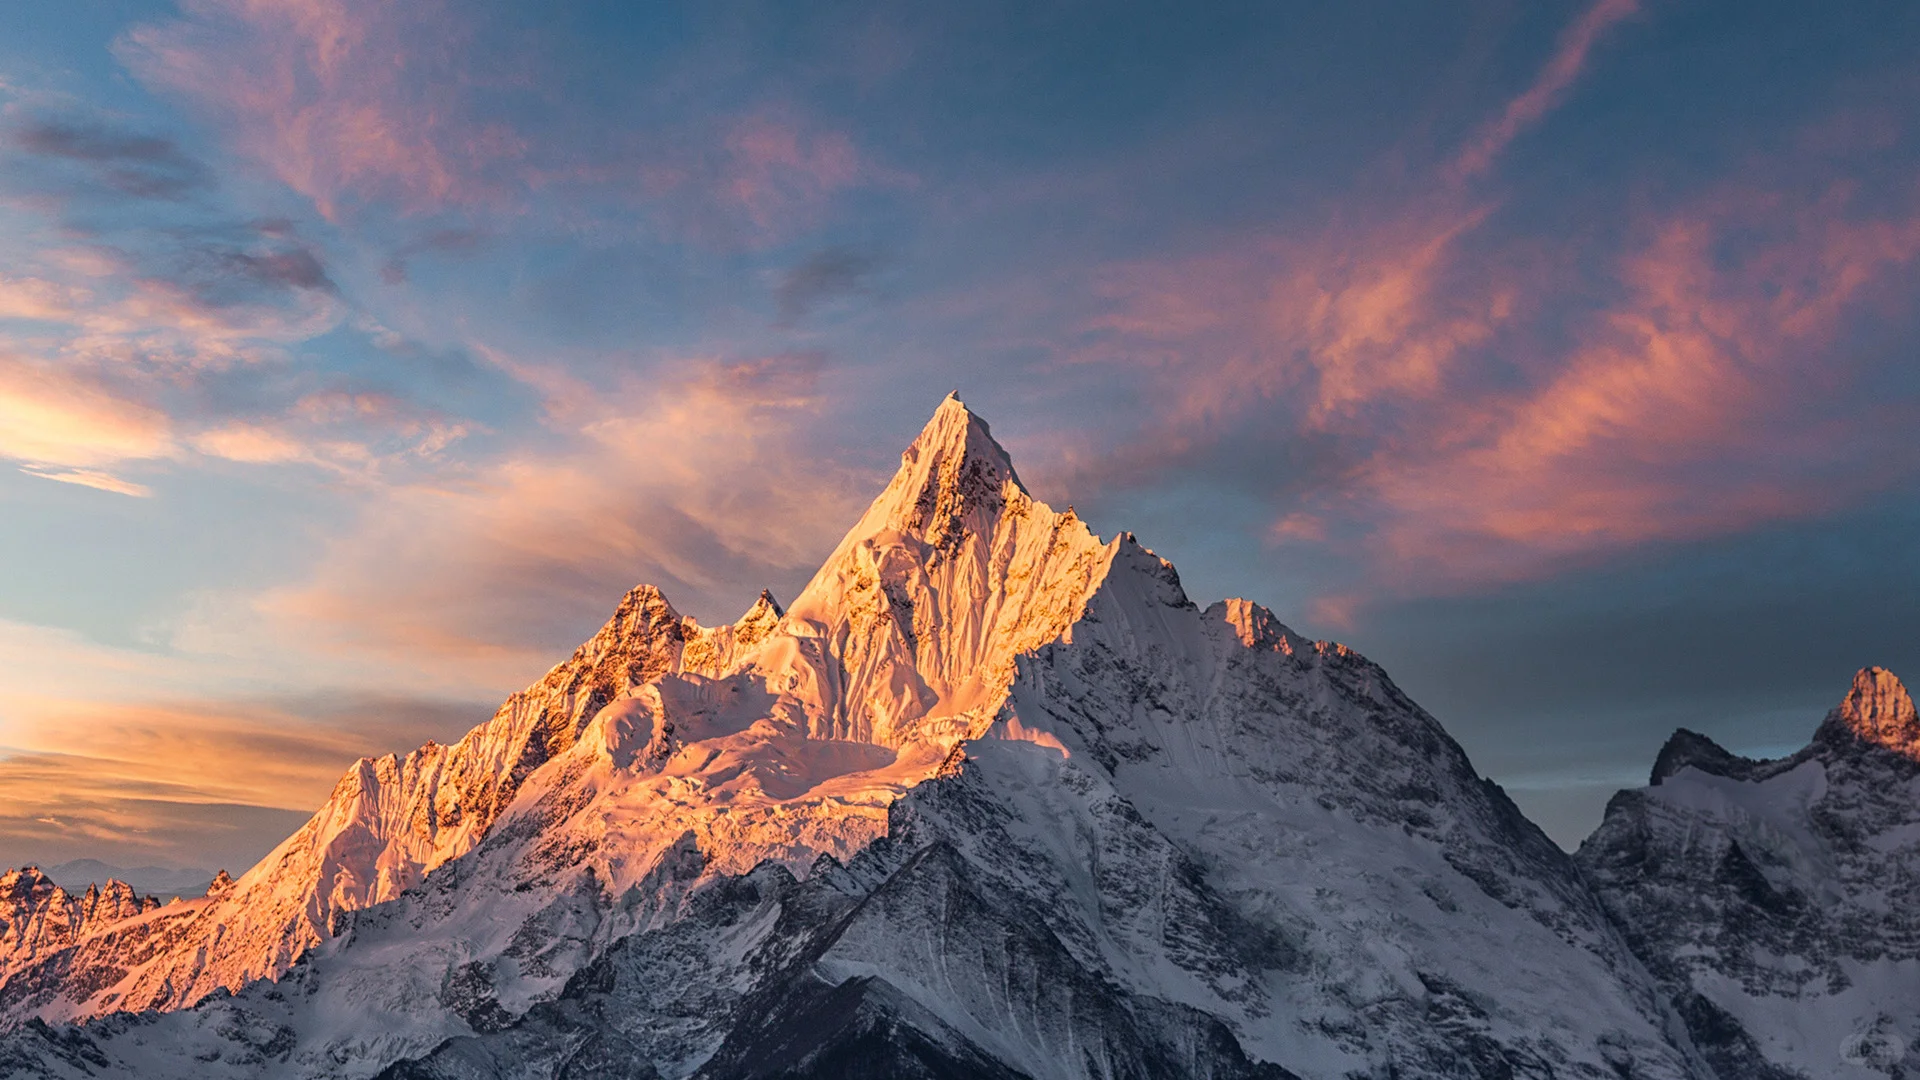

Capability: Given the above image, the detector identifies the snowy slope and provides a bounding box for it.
[0,395,1713,1078]
[1580,667,1920,1079]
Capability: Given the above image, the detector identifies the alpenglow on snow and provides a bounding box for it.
[0,395,1912,1079]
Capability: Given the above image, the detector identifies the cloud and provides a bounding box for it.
[0,356,173,491]
[776,247,878,324]
[118,3,902,244]
[1348,187,1920,585]
[1083,203,1511,432]
[0,761,311,874]
[9,119,213,200]
[0,155,446,491]
[0,617,490,871]
[0,694,472,872]
[118,0,527,219]
[721,112,868,232]
[1080,173,1920,596]
[379,228,484,284]
[18,467,154,497]
[1449,0,1641,182]
[186,354,870,689]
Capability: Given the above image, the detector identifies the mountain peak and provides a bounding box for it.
[882,393,1026,546]
[1816,666,1920,757]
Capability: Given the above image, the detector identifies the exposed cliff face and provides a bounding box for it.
[0,395,1717,1078]
[1580,666,1920,1079]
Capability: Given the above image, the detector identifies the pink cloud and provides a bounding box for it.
[1349,187,1920,585]
[119,0,526,219]
[1450,0,1641,182]
[1088,173,1920,595]
[118,3,900,241]
[1083,201,1519,433]
[721,112,869,234]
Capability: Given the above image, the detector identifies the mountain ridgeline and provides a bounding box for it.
[0,395,1911,1078]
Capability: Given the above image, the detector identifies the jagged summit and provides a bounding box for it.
[776,394,1114,746]
[832,392,1028,558]
[1816,665,1920,756]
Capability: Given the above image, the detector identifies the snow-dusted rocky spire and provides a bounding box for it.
[1817,666,1920,757]
[774,393,1116,747]
[829,391,1027,556]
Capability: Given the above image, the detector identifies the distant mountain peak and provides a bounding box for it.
[1816,665,1920,757]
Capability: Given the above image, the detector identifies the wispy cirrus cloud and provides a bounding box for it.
[1357,185,1920,581]
[1448,0,1641,182]
[118,1,904,244]
[117,0,527,219]
[1079,170,1920,607]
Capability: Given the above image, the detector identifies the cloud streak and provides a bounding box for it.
[1449,0,1641,182]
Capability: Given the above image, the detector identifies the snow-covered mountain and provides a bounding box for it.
[0,394,1835,1078]
[1580,666,1920,1079]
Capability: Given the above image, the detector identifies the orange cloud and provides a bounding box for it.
[0,357,173,493]
[0,616,484,869]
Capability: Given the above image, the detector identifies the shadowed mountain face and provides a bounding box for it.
[1581,666,1920,1079]
[2,394,1876,1079]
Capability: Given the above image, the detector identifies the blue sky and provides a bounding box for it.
[1,0,1917,869]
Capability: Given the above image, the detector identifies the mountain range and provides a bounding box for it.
[0,395,1911,1078]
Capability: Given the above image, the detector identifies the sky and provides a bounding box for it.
[0,0,1917,871]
